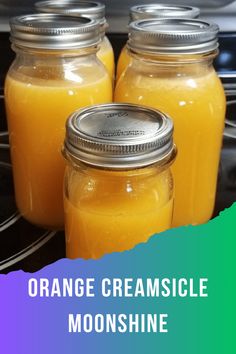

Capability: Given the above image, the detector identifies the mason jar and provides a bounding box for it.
[115,18,226,227]
[63,103,176,259]
[35,0,115,80]
[4,14,112,229]
[116,4,200,80]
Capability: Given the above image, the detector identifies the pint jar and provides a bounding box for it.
[63,104,176,259]
[116,4,200,80]
[115,19,226,227]
[4,14,112,229]
[35,0,115,80]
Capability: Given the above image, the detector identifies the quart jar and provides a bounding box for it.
[114,19,226,227]
[63,103,176,259]
[4,14,112,229]
[116,4,200,80]
[35,0,115,80]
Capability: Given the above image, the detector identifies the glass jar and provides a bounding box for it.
[115,19,226,227]
[116,4,200,80]
[35,0,115,80]
[63,103,176,259]
[4,14,112,229]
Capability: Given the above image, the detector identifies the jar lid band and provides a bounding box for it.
[128,18,219,55]
[64,103,175,169]
[130,4,200,21]
[10,13,101,50]
[35,1,106,25]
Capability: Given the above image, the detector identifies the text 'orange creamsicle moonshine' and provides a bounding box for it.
[116,4,200,80]
[5,14,112,229]
[115,19,226,227]
[35,0,115,81]
[63,103,176,259]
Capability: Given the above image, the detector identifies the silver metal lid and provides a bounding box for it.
[128,18,219,54]
[130,4,200,21]
[64,103,175,169]
[35,1,106,25]
[10,13,101,50]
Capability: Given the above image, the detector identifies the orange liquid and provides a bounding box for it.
[64,167,173,259]
[115,66,226,227]
[5,69,112,229]
[116,45,131,81]
[98,36,115,80]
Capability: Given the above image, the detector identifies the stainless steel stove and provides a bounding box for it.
[0,23,236,274]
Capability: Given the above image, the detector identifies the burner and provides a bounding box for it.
[229,166,236,187]
[224,99,236,151]
[0,90,7,132]
[214,98,236,216]
[224,99,236,140]
[0,143,65,274]
[0,161,18,229]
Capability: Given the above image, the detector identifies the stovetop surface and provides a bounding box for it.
[0,33,236,274]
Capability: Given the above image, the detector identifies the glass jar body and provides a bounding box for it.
[64,161,174,259]
[98,36,115,80]
[116,44,131,81]
[115,51,226,227]
[4,46,112,229]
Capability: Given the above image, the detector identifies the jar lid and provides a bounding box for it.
[130,4,200,21]
[10,13,101,50]
[128,18,219,54]
[64,103,175,169]
[35,1,106,25]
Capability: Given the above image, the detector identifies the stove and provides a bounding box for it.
[0,32,236,274]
